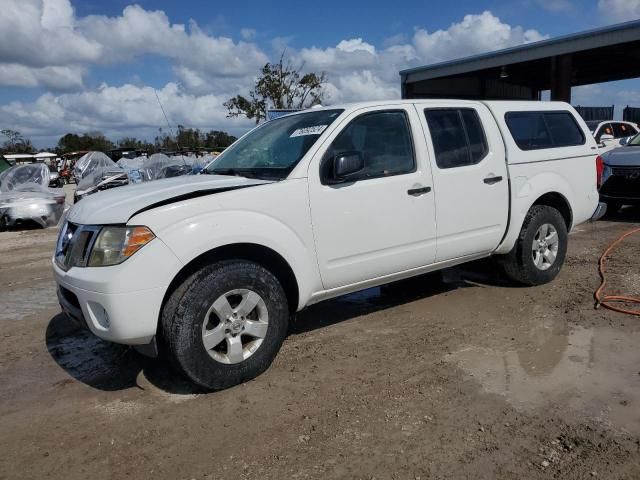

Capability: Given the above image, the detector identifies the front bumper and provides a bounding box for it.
[52,235,183,345]
[54,273,166,344]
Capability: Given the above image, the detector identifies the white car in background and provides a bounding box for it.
[586,120,639,153]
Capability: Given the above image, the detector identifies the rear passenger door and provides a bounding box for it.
[418,104,509,261]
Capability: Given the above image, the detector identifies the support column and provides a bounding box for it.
[550,54,572,102]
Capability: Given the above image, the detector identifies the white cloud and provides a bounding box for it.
[0,82,254,144]
[598,0,640,22]
[0,64,84,90]
[0,0,101,67]
[0,0,267,89]
[295,11,545,105]
[79,6,268,76]
[412,11,546,64]
[0,3,554,146]
[336,38,376,55]
[324,71,400,103]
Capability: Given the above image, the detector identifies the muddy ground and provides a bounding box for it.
[1,211,640,479]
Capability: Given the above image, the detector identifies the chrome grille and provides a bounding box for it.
[55,223,101,271]
[611,166,640,178]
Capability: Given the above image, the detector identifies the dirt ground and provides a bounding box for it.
[1,210,640,479]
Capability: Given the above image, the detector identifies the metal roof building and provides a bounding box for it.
[400,20,640,102]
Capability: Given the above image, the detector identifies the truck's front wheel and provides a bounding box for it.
[499,205,568,286]
[161,260,289,390]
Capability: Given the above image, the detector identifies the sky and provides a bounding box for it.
[1,0,640,148]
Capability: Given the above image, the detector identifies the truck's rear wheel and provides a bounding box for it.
[500,205,567,286]
[161,260,289,391]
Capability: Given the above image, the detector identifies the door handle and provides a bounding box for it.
[407,186,431,196]
[483,175,503,185]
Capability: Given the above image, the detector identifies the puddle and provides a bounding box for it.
[447,317,640,435]
[46,314,203,397]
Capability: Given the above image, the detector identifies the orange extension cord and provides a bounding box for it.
[594,226,640,316]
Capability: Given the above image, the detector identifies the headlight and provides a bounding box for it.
[88,226,155,267]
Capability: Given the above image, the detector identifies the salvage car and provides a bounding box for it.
[0,164,66,229]
[74,151,128,201]
[141,153,190,181]
[586,120,639,152]
[53,100,604,390]
[597,132,640,212]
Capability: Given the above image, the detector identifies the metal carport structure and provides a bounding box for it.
[400,20,640,103]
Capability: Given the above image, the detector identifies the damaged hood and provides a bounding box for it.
[67,174,273,225]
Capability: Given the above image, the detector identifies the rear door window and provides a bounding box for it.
[612,122,635,138]
[544,112,585,147]
[505,111,585,150]
[424,108,488,169]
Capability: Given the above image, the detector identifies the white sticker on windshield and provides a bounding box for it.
[290,125,328,138]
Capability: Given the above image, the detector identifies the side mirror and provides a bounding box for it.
[619,136,630,146]
[333,151,364,180]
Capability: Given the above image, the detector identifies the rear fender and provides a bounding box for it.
[495,172,573,254]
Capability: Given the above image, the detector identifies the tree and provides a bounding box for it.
[118,137,154,152]
[225,52,326,124]
[1,129,34,154]
[154,127,237,152]
[56,132,115,154]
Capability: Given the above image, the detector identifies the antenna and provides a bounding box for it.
[154,89,181,154]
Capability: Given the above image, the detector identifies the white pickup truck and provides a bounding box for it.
[53,100,605,390]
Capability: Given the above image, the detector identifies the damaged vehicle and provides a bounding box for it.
[117,156,145,184]
[0,164,66,229]
[597,132,640,213]
[74,151,128,202]
[53,100,603,391]
[141,153,191,181]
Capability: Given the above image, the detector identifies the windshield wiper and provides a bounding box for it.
[207,168,242,176]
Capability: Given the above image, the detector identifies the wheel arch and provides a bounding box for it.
[531,191,573,230]
[496,185,574,255]
[160,243,300,319]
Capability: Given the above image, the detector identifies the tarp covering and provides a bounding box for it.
[0,163,50,192]
[0,164,67,228]
[117,156,145,184]
[141,153,190,181]
[74,151,128,198]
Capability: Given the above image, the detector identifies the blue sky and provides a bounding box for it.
[1,0,639,147]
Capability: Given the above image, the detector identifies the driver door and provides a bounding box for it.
[308,105,437,290]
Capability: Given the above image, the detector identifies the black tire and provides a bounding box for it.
[499,205,568,286]
[161,260,289,391]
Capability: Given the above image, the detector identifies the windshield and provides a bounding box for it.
[205,109,344,180]
[627,133,640,146]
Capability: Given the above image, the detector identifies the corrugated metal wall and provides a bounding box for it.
[622,106,640,124]
[573,105,614,121]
